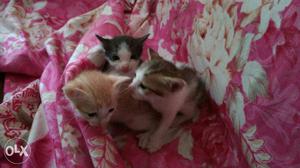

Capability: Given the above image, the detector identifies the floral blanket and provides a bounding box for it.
[0,0,300,167]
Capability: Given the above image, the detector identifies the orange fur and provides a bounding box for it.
[63,70,125,126]
[63,70,180,152]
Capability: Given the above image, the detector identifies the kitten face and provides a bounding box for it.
[63,70,129,126]
[96,34,149,76]
[130,49,186,101]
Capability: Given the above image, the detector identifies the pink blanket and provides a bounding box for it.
[0,0,300,167]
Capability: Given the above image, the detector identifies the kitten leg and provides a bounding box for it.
[172,115,189,127]
[172,104,198,127]
[147,110,178,153]
[137,125,157,149]
[161,127,182,145]
[141,126,181,152]
[172,112,194,127]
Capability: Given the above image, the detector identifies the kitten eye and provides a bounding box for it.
[108,108,114,113]
[87,113,97,117]
[139,83,147,90]
[131,54,138,59]
[111,55,120,61]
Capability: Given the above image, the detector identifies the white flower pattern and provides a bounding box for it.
[61,124,81,149]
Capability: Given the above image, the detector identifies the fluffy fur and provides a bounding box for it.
[63,70,128,126]
[129,49,207,152]
[63,70,161,135]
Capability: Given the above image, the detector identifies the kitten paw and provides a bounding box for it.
[137,132,151,149]
[146,136,163,153]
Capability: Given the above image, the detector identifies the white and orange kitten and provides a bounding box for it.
[129,49,207,152]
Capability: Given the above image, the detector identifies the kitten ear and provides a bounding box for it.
[95,34,110,49]
[137,34,150,43]
[161,77,186,92]
[148,48,162,60]
[63,85,90,102]
[111,76,131,91]
[95,34,108,42]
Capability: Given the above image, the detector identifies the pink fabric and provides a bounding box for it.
[0,0,300,167]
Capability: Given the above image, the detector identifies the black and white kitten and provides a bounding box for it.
[96,34,149,77]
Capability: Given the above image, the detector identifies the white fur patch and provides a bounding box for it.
[108,42,139,76]
[118,42,131,61]
[131,67,146,87]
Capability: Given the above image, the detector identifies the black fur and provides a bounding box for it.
[96,34,149,62]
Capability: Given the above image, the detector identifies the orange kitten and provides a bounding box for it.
[63,70,159,131]
[63,70,128,126]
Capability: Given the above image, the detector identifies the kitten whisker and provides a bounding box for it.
[118,85,132,96]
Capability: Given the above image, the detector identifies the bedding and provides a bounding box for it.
[0,0,299,167]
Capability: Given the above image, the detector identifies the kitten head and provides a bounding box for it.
[63,70,129,126]
[130,49,186,100]
[96,34,149,76]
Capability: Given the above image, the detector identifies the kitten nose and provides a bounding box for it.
[121,66,129,73]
